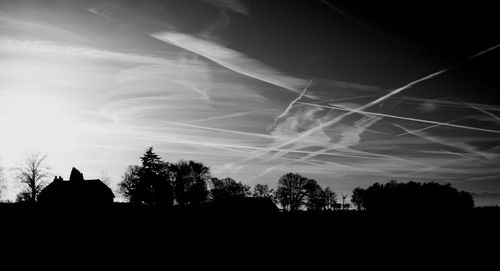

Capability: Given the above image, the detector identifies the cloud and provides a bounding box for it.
[269,106,332,149]
[0,15,89,43]
[0,38,171,65]
[150,32,308,93]
[417,100,438,113]
[261,41,500,160]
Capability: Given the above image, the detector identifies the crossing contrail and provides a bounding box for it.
[394,124,492,160]
[466,102,500,123]
[272,78,314,127]
[244,42,500,161]
[297,102,500,134]
[395,120,458,136]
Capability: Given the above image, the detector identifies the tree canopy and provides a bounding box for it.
[274,173,309,212]
[252,184,274,199]
[352,181,474,212]
[210,177,250,203]
[118,147,174,206]
[118,148,212,207]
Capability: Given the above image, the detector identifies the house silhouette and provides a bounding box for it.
[38,167,114,207]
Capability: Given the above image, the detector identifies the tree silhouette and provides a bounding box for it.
[304,179,325,211]
[352,180,475,212]
[138,148,174,207]
[323,187,338,210]
[210,177,251,203]
[252,184,274,199]
[117,147,173,206]
[274,173,309,212]
[118,165,142,205]
[172,160,210,206]
[16,189,31,203]
[351,187,365,211]
[14,153,51,203]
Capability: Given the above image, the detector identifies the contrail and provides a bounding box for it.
[249,164,283,180]
[187,110,267,124]
[151,32,307,93]
[269,68,451,149]
[244,42,500,162]
[298,102,500,134]
[394,124,491,160]
[320,94,377,104]
[150,120,287,140]
[293,116,381,162]
[76,143,244,158]
[396,157,473,179]
[466,102,500,122]
[272,78,313,126]
[110,128,392,160]
[86,8,307,94]
[396,120,458,136]
[437,149,487,162]
[319,0,396,41]
[389,96,500,111]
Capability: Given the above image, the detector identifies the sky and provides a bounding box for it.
[1,0,500,204]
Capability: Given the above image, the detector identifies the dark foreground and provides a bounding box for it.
[1,203,499,264]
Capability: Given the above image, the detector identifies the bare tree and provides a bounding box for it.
[274,173,309,212]
[323,187,338,210]
[15,153,51,203]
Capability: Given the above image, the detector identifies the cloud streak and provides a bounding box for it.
[150,32,308,93]
[0,38,171,65]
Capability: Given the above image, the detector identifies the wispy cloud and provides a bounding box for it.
[150,32,308,93]
[295,116,382,161]
[0,38,171,65]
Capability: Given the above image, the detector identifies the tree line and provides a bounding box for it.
[3,147,476,212]
[116,147,342,211]
[350,181,474,212]
[116,147,476,211]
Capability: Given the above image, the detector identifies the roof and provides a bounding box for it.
[39,178,114,205]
